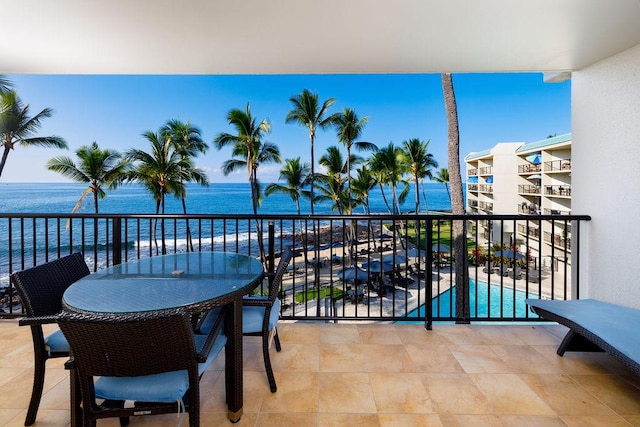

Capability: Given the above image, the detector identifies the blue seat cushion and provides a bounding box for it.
[45,329,69,354]
[242,296,280,334]
[199,297,280,336]
[94,333,226,403]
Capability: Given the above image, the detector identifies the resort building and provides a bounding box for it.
[465,134,572,269]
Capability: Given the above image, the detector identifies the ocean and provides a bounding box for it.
[0,182,453,216]
[0,182,455,284]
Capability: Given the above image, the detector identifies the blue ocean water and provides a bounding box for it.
[0,182,455,282]
[0,181,453,215]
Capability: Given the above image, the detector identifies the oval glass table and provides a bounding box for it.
[63,252,265,423]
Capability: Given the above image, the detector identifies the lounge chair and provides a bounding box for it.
[508,267,522,279]
[525,269,540,283]
[526,298,640,376]
[482,262,494,273]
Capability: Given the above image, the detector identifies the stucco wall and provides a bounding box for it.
[572,44,640,307]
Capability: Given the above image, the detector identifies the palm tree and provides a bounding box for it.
[214,103,281,261]
[285,90,339,215]
[434,167,451,206]
[402,138,438,214]
[126,129,206,254]
[369,143,409,215]
[442,72,469,323]
[46,142,128,213]
[333,108,377,214]
[265,157,311,217]
[164,119,209,250]
[350,165,376,215]
[316,146,349,215]
[0,75,12,94]
[0,90,67,179]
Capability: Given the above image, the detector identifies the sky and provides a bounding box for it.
[2,73,570,183]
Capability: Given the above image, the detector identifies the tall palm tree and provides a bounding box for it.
[0,90,67,178]
[402,138,438,214]
[46,142,128,213]
[442,72,469,323]
[0,75,12,94]
[333,108,377,214]
[369,143,409,215]
[214,103,281,261]
[126,130,206,254]
[285,90,339,215]
[350,165,376,215]
[265,157,311,217]
[164,119,209,250]
[434,167,451,206]
[316,146,349,215]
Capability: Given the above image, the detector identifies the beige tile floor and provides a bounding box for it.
[1,319,640,426]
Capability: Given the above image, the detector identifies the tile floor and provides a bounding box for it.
[1,319,640,426]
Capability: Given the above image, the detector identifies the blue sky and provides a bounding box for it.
[3,73,570,183]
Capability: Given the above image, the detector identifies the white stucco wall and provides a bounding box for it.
[572,44,640,308]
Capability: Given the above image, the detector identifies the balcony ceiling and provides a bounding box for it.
[3,0,640,75]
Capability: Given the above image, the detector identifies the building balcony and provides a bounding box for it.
[518,163,542,174]
[544,159,571,172]
[518,184,541,195]
[477,201,494,211]
[544,208,572,215]
[2,319,639,424]
[517,223,541,239]
[478,166,493,175]
[478,184,493,193]
[545,185,572,197]
[543,231,571,251]
[468,184,478,192]
[468,168,477,176]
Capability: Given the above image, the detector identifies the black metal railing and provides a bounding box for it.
[544,185,572,197]
[518,164,542,174]
[0,213,590,325]
[544,159,571,172]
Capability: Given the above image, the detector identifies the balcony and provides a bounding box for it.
[545,185,572,197]
[468,168,477,176]
[544,231,572,251]
[478,184,493,193]
[2,319,640,424]
[518,163,542,174]
[545,159,572,172]
[518,184,541,195]
[468,184,478,192]
[478,166,493,175]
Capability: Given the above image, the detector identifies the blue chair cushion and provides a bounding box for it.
[199,297,280,335]
[242,296,280,334]
[45,329,69,354]
[94,333,226,403]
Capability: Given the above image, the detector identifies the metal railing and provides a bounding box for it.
[518,164,542,174]
[0,213,590,325]
[544,185,572,197]
[544,159,571,172]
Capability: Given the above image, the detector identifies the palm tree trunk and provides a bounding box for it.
[414,175,420,214]
[160,193,167,255]
[0,145,11,178]
[181,196,194,251]
[379,184,393,214]
[250,170,265,264]
[442,72,469,323]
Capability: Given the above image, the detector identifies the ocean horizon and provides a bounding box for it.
[0,182,456,215]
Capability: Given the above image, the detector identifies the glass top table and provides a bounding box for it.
[63,251,264,314]
[63,251,264,424]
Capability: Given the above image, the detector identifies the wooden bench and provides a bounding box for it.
[526,298,640,376]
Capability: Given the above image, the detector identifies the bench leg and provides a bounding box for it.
[557,330,604,356]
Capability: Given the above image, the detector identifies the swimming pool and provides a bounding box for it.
[402,279,539,321]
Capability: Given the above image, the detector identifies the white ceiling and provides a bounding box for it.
[2,0,640,75]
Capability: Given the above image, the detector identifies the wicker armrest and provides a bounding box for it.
[242,297,272,308]
[18,314,60,327]
[196,307,225,363]
[63,357,75,370]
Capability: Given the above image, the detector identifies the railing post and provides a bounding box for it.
[112,217,122,266]
[268,220,275,286]
[425,217,433,330]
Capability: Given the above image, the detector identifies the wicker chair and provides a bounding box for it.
[10,252,90,426]
[58,306,226,427]
[199,246,292,392]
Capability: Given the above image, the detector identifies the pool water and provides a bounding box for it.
[404,279,539,320]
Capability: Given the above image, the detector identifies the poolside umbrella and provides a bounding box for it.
[431,243,451,253]
[485,176,493,183]
[336,266,368,282]
[361,261,394,274]
[526,153,542,164]
[493,249,525,259]
[382,254,406,264]
[406,248,425,258]
[527,174,542,180]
